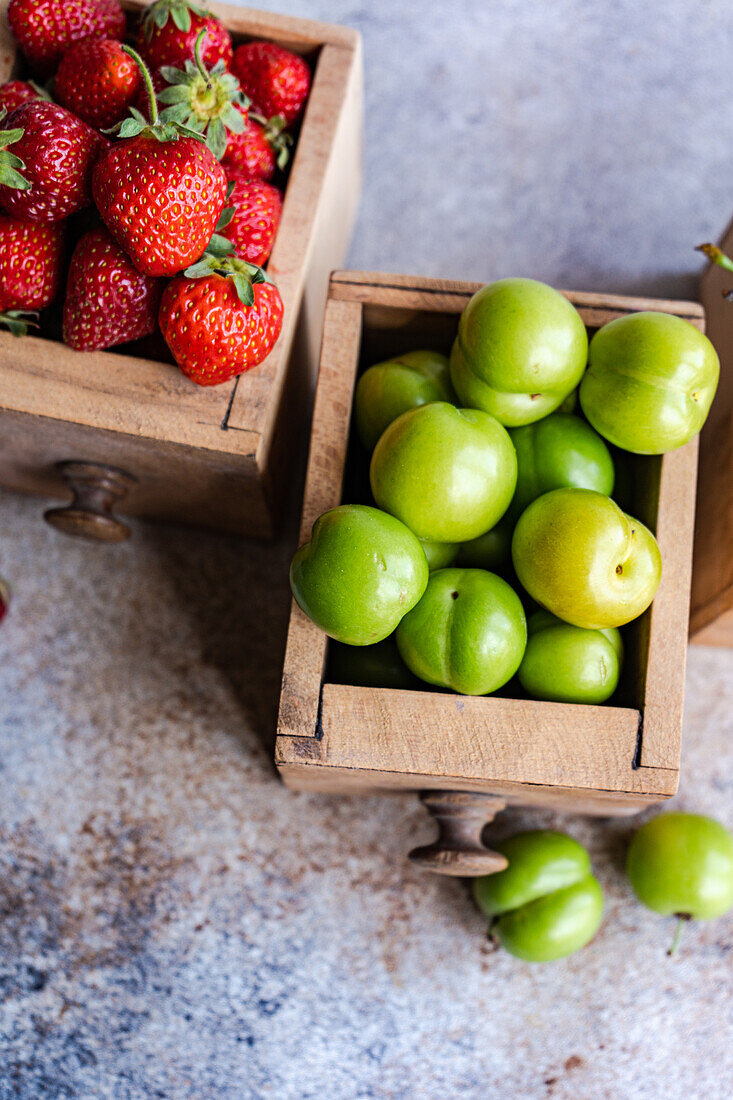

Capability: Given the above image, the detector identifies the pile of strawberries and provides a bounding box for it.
[0,0,312,385]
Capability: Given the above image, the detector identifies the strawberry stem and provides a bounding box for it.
[193,28,211,85]
[122,46,160,127]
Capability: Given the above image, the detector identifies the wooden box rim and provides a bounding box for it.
[276,271,702,809]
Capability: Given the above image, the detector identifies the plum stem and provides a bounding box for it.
[667,913,690,957]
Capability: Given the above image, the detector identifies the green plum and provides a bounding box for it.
[627,813,733,923]
[420,538,459,571]
[512,488,662,629]
[518,610,623,704]
[354,349,454,450]
[508,412,615,521]
[580,312,720,455]
[473,831,604,962]
[457,516,514,574]
[370,402,517,543]
[328,635,418,690]
[449,278,588,426]
[290,504,428,645]
[395,568,526,695]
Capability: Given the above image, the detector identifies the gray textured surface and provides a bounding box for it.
[2,1,733,1097]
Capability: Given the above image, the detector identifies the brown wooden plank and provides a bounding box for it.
[275,297,362,738]
[691,215,733,639]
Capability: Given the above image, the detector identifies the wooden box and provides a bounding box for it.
[692,217,733,644]
[0,0,362,538]
[276,272,703,827]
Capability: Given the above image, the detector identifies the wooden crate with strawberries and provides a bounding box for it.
[276,272,708,873]
[0,0,362,539]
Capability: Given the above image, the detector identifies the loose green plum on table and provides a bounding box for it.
[473,831,604,962]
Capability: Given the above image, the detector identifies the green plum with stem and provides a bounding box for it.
[626,812,733,954]
[449,278,588,426]
[580,311,719,455]
[370,402,517,543]
[512,488,662,629]
[395,568,526,695]
[518,610,623,704]
[473,831,604,962]
[508,412,614,521]
[354,349,454,450]
[290,504,428,645]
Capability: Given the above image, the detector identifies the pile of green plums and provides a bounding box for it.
[290,277,719,704]
[473,811,733,963]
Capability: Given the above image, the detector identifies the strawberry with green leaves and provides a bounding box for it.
[159,242,284,385]
[0,101,108,222]
[0,214,64,333]
[7,0,126,73]
[63,226,164,350]
[92,48,227,277]
[219,172,282,266]
[148,27,249,159]
[55,38,143,130]
[0,81,50,115]
[137,0,232,73]
[231,41,310,127]
[222,112,291,181]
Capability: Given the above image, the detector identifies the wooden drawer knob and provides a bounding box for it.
[44,461,137,543]
[409,790,508,876]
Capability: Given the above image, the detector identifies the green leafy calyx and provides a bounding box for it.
[142,0,209,40]
[108,47,207,145]
[184,240,271,307]
[0,112,29,191]
[0,310,38,336]
[252,111,292,170]
[156,29,250,159]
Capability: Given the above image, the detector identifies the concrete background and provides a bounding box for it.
[2,1,733,1097]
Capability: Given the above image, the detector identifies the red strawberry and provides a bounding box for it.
[63,226,163,350]
[0,214,64,332]
[0,576,10,626]
[159,252,284,385]
[222,112,291,181]
[137,0,232,73]
[0,80,50,114]
[92,49,227,276]
[55,38,143,130]
[219,174,281,266]
[0,101,108,222]
[231,42,310,127]
[7,0,126,73]
[138,29,249,159]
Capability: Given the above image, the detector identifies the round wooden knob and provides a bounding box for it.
[44,461,137,543]
[409,790,508,876]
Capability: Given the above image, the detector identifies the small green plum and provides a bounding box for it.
[395,568,526,695]
[420,538,459,571]
[290,504,428,645]
[370,402,517,543]
[449,278,588,426]
[508,412,615,521]
[457,516,514,574]
[328,635,418,690]
[518,611,623,704]
[473,831,604,962]
[627,812,733,922]
[580,311,720,454]
[512,488,662,629]
[354,349,454,450]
